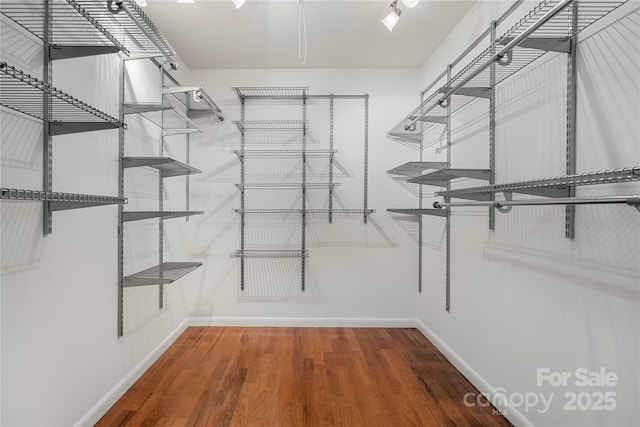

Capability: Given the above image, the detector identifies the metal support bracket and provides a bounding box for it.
[49,45,120,60]
[500,37,571,53]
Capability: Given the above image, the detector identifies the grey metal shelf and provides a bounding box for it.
[235,183,340,190]
[233,149,336,159]
[233,86,309,101]
[0,62,123,135]
[235,209,375,215]
[0,0,175,59]
[123,262,201,287]
[230,250,308,258]
[1,188,127,210]
[387,162,450,177]
[388,0,627,143]
[234,120,308,134]
[387,208,448,218]
[437,167,640,200]
[124,102,201,136]
[123,157,201,177]
[408,168,492,186]
[122,210,203,222]
[163,85,223,121]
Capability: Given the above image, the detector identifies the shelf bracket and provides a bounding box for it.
[440,87,492,99]
[496,192,513,213]
[49,45,120,61]
[49,122,120,136]
[500,37,571,53]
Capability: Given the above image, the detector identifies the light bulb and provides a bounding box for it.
[135,0,147,6]
[401,0,419,8]
[176,0,194,4]
[381,10,400,32]
[232,0,246,9]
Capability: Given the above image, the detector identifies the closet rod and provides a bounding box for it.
[433,195,640,212]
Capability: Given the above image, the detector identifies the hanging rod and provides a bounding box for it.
[406,0,573,130]
[433,195,640,212]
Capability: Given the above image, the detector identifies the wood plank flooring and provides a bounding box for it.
[97,327,512,427]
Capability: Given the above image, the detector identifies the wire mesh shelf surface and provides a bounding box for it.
[387,0,627,141]
[0,62,123,126]
[232,87,310,100]
[234,120,309,133]
[235,183,340,189]
[0,0,175,57]
[1,187,127,204]
[437,167,640,198]
[123,262,202,287]
[123,157,201,177]
[235,209,375,215]
[230,250,308,258]
[234,149,336,158]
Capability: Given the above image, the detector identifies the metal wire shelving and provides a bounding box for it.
[123,262,202,287]
[230,250,308,258]
[234,120,309,135]
[388,0,627,143]
[233,86,309,101]
[235,183,340,190]
[1,187,127,211]
[124,102,201,136]
[0,61,123,134]
[0,0,175,59]
[123,157,201,177]
[233,149,336,159]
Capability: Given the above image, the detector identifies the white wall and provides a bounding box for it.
[1,22,191,426]
[415,1,640,426]
[177,68,422,323]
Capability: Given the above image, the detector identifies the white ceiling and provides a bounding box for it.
[143,0,477,69]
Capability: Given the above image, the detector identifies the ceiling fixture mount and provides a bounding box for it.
[176,0,194,4]
[232,0,246,8]
[381,0,419,32]
[381,0,401,32]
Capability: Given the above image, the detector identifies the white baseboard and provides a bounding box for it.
[189,316,419,328]
[414,319,533,427]
[74,318,190,427]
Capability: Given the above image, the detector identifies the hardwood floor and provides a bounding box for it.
[97,327,512,427]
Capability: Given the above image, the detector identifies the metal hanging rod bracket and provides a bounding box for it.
[500,37,571,53]
[433,195,640,211]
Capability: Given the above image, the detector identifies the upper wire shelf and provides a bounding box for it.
[123,157,201,177]
[0,0,175,58]
[232,87,309,101]
[124,102,201,136]
[436,167,640,200]
[235,208,375,215]
[387,0,628,143]
[0,62,123,133]
[234,120,308,134]
[230,249,308,258]
[233,149,336,159]
[235,183,340,190]
[1,187,127,210]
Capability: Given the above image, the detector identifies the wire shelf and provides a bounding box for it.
[235,183,340,189]
[122,210,203,222]
[408,168,492,185]
[123,157,201,177]
[234,120,308,133]
[387,162,450,177]
[388,0,627,141]
[1,187,127,210]
[387,208,448,217]
[233,149,336,159]
[235,209,375,215]
[0,0,175,57]
[232,87,309,100]
[0,61,123,129]
[437,167,640,200]
[163,85,223,120]
[123,262,201,287]
[230,250,308,258]
[124,102,201,135]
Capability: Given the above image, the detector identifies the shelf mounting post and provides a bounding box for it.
[301,93,307,291]
[329,94,334,224]
[240,97,246,291]
[117,55,126,337]
[489,20,497,231]
[445,64,452,312]
[566,2,578,239]
[363,94,369,224]
[43,0,53,235]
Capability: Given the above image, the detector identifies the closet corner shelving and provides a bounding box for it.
[232,86,372,291]
[118,58,223,337]
[386,0,639,308]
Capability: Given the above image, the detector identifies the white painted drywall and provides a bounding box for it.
[173,68,422,321]
[416,1,640,426]
[0,23,192,426]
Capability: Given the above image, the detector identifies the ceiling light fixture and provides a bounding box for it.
[232,0,246,9]
[176,0,194,4]
[381,0,401,32]
[134,0,147,6]
[401,0,419,8]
